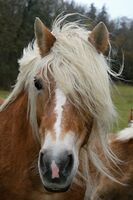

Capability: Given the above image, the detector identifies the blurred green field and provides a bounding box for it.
[112,84,133,131]
[0,90,10,98]
[0,84,133,131]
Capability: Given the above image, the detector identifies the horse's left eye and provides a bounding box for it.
[34,78,43,90]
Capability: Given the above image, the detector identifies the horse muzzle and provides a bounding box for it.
[38,149,74,192]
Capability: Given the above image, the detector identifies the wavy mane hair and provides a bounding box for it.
[0,15,118,198]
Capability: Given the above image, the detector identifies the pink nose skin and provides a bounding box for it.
[51,160,60,179]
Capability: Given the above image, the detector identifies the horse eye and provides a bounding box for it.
[34,78,43,90]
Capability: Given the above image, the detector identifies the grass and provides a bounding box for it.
[0,90,10,98]
[112,84,133,132]
[0,84,133,132]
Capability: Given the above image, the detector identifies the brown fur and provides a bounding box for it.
[35,18,56,56]
[89,22,109,53]
[0,91,89,200]
[0,92,40,200]
[91,135,133,200]
[1,96,132,200]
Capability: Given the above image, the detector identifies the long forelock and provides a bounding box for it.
[43,20,116,130]
[40,21,118,194]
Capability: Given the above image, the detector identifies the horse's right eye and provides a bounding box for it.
[34,78,43,90]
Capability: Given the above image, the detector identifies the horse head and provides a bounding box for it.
[32,17,112,192]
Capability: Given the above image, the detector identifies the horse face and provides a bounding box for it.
[34,17,109,193]
[35,77,92,192]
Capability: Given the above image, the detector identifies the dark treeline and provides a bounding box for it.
[0,0,133,89]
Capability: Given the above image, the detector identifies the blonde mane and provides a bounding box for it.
[0,16,117,198]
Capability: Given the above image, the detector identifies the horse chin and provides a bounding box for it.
[43,185,70,193]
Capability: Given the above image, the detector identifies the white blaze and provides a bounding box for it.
[54,88,66,139]
[41,88,78,176]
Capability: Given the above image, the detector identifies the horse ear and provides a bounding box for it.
[89,22,109,54]
[34,17,56,56]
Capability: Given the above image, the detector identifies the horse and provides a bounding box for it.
[0,15,116,200]
[90,109,133,200]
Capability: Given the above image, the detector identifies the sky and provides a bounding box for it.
[71,0,133,19]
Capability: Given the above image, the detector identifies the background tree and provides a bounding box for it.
[0,0,133,89]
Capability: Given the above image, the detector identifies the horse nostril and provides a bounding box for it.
[40,152,47,175]
[66,154,73,170]
[62,154,74,177]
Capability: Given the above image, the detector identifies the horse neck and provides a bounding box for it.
[0,91,39,172]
